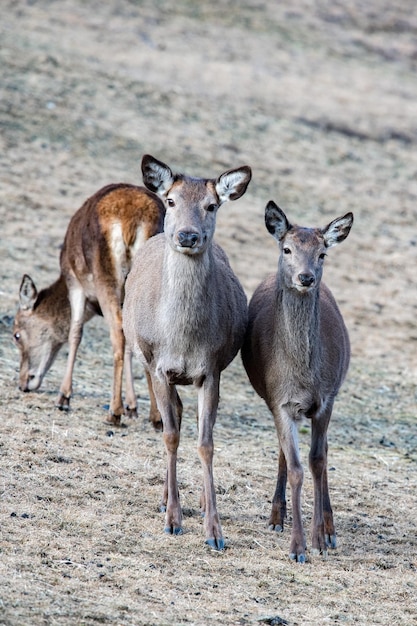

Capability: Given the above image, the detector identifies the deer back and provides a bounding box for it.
[61,183,165,303]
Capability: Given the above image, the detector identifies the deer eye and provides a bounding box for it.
[14,332,21,342]
[283,247,291,255]
[206,203,218,213]
[319,253,327,260]
[167,198,175,207]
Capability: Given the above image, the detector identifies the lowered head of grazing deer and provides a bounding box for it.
[13,183,165,426]
[241,200,353,562]
[14,274,71,392]
[123,154,252,550]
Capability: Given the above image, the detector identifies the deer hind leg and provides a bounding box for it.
[197,374,224,551]
[309,406,335,557]
[56,285,86,411]
[144,369,163,430]
[323,458,336,549]
[268,447,287,533]
[123,351,169,428]
[147,373,181,433]
[105,307,126,425]
[275,409,306,562]
[97,291,125,424]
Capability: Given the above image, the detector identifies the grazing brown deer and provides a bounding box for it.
[13,183,165,426]
[241,201,353,562]
[123,154,251,549]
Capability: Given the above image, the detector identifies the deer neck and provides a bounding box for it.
[277,284,322,373]
[159,246,213,334]
[39,275,72,340]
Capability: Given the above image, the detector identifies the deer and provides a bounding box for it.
[13,183,166,427]
[241,200,353,563]
[122,154,252,550]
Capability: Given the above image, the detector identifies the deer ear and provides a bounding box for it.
[265,201,291,240]
[141,154,175,195]
[19,274,38,311]
[215,166,252,203]
[323,212,354,248]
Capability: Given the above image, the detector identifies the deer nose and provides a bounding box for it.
[177,231,199,248]
[298,273,315,287]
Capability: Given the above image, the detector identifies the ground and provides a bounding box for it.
[0,1,416,625]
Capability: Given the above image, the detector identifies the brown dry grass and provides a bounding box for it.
[0,1,416,624]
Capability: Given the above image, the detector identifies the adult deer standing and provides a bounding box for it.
[241,201,353,562]
[13,183,165,426]
[123,154,251,549]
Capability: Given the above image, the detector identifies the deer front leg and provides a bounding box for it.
[160,390,182,512]
[268,447,287,532]
[163,430,182,535]
[310,408,335,556]
[197,374,224,551]
[152,377,183,535]
[56,286,85,411]
[275,409,306,562]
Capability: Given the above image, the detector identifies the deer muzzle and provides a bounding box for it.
[20,372,43,392]
[298,273,315,287]
[177,231,200,249]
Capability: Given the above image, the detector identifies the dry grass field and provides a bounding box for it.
[0,1,416,624]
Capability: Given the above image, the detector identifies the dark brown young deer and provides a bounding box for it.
[241,201,353,562]
[123,154,251,550]
[13,183,165,426]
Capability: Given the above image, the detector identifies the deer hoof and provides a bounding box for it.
[124,405,137,419]
[205,538,225,551]
[56,394,70,411]
[289,552,306,564]
[151,419,163,432]
[106,413,122,426]
[311,548,329,560]
[310,547,324,558]
[325,533,337,549]
[164,525,183,536]
[268,523,283,533]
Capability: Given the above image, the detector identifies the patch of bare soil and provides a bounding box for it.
[0,1,416,625]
